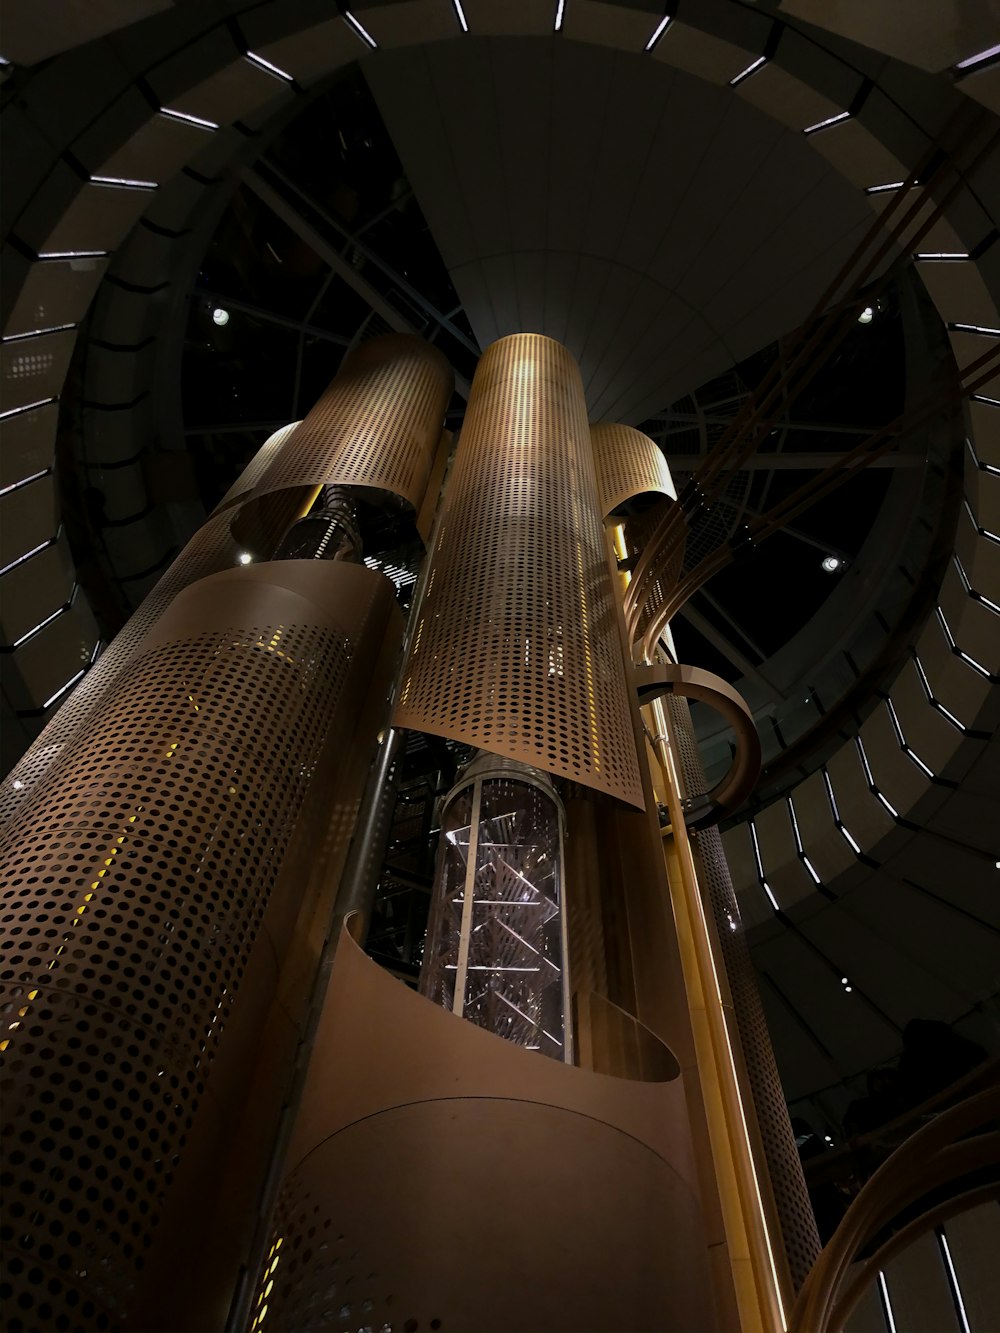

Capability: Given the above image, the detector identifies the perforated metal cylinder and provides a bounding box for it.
[590,421,676,518]
[394,334,644,808]
[221,334,455,513]
[0,558,403,1333]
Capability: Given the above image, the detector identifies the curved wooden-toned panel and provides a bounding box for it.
[223,333,454,513]
[251,925,717,1333]
[394,334,644,807]
[591,420,677,517]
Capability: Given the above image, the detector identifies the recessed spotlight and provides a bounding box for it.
[12,778,24,790]
[822,555,843,573]
[212,307,230,326]
[237,551,253,565]
[858,306,874,324]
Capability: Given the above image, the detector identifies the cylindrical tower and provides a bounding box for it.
[0,335,454,1333]
[249,336,724,1333]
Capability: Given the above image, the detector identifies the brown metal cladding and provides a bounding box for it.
[394,334,644,808]
[221,334,455,513]
[252,926,717,1333]
[590,421,677,518]
[0,560,402,1332]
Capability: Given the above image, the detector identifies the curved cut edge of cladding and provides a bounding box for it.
[252,925,716,1333]
[591,421,677,518]
[394,334,645,809]
[224,334,455,512]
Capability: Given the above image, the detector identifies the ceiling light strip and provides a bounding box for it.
[0,535,58,578]
[914,251,969,261]
[803,110,851,135]
[159,107,220,130]
[948,322,1000,336]
[37,250,109,261]
[89,174,158,190]
[729,56,766,87]
[644,14,672,53]
[342,11,379,49]
[8,598,74,649]
[554,0,566,31]
[748,820,781,912]
[42,667,85,711]
[965,435,1000,476]
[937,1229,972,1333]
[452,0,469,32]
[822,768,862,855]
[0,396,58,422]
[954,44,1000,73]
[0,468,51,497]
[244,51,295,82]
[1,322,77,343]
[865,181,906,195]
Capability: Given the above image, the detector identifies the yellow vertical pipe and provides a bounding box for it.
[647,694,788,1333]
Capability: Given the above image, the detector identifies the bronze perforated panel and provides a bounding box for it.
[226,335,454,512]
[217,421,300,509]
[0,509,241,829]
[0,562,398,1332]
[590,422,677,518]
[394,335,643,808]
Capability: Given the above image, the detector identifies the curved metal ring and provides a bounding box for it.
[634,663,761,828]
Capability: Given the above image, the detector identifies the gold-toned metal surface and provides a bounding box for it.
[252,924,717,1333]
[0,560,402,1332]
[221,334,454,513]
[591,421,677,518]
[394,334,644,808]
[635,662,762,824]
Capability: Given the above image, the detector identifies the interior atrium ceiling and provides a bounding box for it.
[1,0,999,1143]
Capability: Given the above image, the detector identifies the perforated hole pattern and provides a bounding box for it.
[395,335,643,809]
[249,1172,427,1333]
[590,422,676,518]
[235,336,454,511]
[666,696,821,1292]
[0,619,354,1331]
[1,510,240,829]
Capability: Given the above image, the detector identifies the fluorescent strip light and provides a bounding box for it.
[971,393,1000,407]
[802,857,823,885]
[160,107,219,130]
[955,44,1000,72]
[90,175,157,190]
[949,322,1000,336]
[729,55,766,87]
[959,649,993,679]
[343,11,378,48]
[43,668,85,711]
[865,181,906,195]
[936,606,956,647]
[644,14,672,52]
[914,251,969,260]
[803,110,851,135]
[11,601,70,648]
[37,249,109,260]
[0,536,57,577]
[244,51,294,82]
[554,0,566,30]
[877,1272,898,1333]
[938,1231,972,1333]
[0,397,58,422]
[2,322,76,343]
[0,468,51,497]
[453,0,469,32]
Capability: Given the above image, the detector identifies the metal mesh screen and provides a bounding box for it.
[590,422,676,518]
[394,335,643,808]
[666,694,821,1292]
[0,614,355,1331]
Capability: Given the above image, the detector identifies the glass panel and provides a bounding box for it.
[418,788,473,1014]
